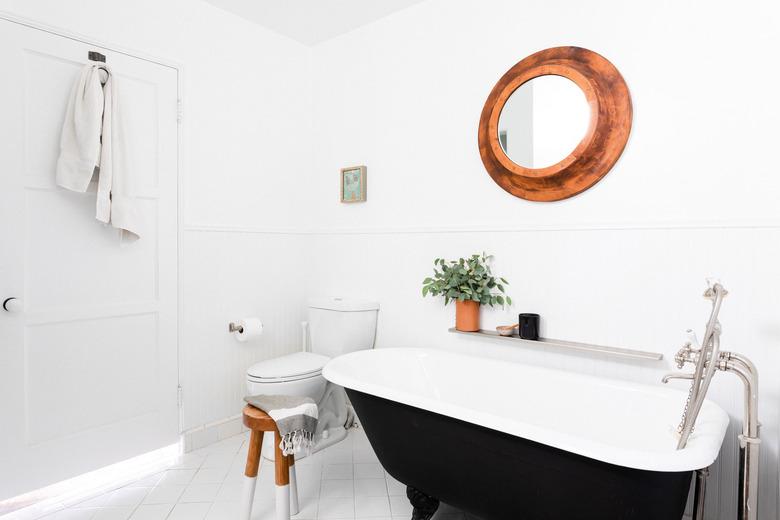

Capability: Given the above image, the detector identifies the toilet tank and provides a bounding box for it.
[308,298,379,358]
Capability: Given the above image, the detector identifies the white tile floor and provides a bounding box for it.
[36,428,471,520]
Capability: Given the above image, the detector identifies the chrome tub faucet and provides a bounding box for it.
[662,280,759,520]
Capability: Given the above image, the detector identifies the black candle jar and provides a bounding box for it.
[518,313,540,340]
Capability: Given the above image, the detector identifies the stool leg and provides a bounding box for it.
[274,431,291,520]
[289,454,299,515]
[241,430,264,520]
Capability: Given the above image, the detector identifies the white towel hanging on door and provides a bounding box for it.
[56,62,142,243]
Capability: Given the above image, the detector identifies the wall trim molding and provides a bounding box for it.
[182,414,244,453]
[184,219,780,236]
[184,224,310,235]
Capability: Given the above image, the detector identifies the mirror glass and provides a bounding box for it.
[497,75,590,169]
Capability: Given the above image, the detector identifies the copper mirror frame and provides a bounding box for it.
[478,46,632,202]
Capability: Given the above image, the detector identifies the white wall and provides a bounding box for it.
[0,0,313,433]
[307,0,779,231]
[306,0,780,518]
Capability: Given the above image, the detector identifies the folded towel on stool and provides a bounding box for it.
[245,394,318,456]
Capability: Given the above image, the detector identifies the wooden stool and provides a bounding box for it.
[241,405,299,520]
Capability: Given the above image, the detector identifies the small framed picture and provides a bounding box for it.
[340,165,367,203]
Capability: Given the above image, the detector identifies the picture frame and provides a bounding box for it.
[340,165,367,203]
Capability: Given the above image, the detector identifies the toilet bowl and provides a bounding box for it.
[246,352,330,402]
[245,297,379,460]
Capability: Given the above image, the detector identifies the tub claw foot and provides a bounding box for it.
[407,486,439,520]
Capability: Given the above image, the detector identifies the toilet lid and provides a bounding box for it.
[247,352,330,381]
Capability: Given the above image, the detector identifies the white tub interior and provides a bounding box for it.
[323,347,730,472]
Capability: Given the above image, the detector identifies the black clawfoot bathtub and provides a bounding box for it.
[323,348,729,520]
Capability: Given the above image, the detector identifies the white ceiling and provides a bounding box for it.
[203,0,430,45]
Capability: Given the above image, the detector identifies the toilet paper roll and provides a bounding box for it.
[234,317,263,342]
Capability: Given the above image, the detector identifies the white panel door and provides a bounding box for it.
[0,19,179,500]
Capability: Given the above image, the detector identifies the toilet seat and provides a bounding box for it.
[247,352,330,384]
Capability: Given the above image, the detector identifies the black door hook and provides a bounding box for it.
[88,51,106,63]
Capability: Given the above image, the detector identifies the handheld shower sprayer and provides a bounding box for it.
[675,279,727,448]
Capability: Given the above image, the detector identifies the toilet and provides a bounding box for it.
[246,297,379,458]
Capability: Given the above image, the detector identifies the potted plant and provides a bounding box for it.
[422,253,512,332]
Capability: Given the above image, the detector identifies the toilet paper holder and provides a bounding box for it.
[228,322,244,334]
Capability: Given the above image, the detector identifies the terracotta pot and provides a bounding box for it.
[455,300,480,332]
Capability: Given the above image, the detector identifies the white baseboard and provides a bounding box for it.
[182,414,246,452]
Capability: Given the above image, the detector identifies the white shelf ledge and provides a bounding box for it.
[448,328,664,362]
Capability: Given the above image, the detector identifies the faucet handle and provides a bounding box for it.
[674,330,700,368]
[675,348,689,369]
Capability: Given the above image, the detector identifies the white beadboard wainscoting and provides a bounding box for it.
[179,221,780,519]
[179,229,309,435]
[304,225,780,519]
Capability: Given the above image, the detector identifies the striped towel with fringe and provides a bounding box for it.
[244,394,318,456]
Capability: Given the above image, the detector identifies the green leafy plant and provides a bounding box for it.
[422,253,512,307]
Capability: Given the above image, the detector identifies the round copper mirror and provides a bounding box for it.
[478,46,632,202]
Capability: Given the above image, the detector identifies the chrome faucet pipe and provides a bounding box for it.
[719,355,760,441]
[692,467,709,520]
[723,352,759,391]
[722,359,760,520]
